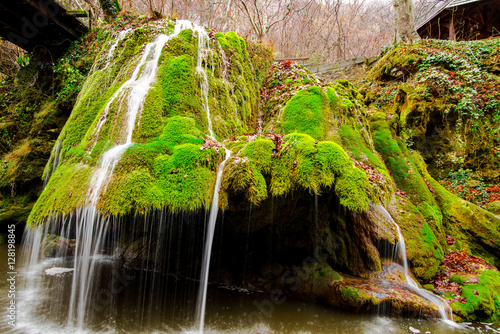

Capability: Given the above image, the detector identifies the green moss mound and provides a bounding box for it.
[28,21,273,225]
[221,133,370,212]
[451,270,500,322]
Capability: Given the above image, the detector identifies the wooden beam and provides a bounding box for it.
[67,10,87,17]
[27,0,82,39]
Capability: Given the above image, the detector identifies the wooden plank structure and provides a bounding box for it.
[0,0,88,58]
[416,0,500,40]
[307,56,379,75]
[275,57,310,65]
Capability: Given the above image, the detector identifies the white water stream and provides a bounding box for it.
[374,204,457,326]
[185,21,233,333]
[103,28,131,68]
[35,19,229,332]
[91,20,195,150]
[195,149,231,334]
[14,19,486,334]
[68,25,180,328]
[25,21,200,330]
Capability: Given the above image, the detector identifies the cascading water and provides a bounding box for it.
[103,28,131,69]
[23,20,199,330]
[374,204,457,325]
[24,19,232,333]
[90,21,193,151]
[69,28,177,328]
[195,150,231,334]
[185,21,233,333]
[43,140,62,188]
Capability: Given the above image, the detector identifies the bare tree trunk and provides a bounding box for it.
[394,0,419,44]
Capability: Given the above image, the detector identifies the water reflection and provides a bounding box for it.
[1,244,499,334]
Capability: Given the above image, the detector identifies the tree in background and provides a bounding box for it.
[55,0,404,63]
[393,0,419,43]
[99,0,122,20]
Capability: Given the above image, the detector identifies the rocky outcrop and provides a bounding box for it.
[18,20,500,322]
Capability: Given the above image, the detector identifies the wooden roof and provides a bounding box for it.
[416,0,500,40]
[0,0,88,58]
[415,0,482,30]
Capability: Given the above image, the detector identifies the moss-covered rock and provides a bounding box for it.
[17,17,500,323]
[364,38,500,184]
[28,21,273,224]
[451,270,500,322]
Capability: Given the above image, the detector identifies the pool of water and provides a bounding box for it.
[0,243,499,334]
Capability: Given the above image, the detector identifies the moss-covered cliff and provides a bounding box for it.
[0,27,111,236]
[361,38,500,322]
[4,16,500,323]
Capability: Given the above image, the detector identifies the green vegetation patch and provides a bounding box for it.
[282,86,329,140]
[451,270,500,322]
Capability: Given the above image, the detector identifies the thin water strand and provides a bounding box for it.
[103,28,131,69]
[91,21,196,150]
[196,149,232,334]
[373,204,455,324]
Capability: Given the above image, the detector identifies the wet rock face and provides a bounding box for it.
[217,191,393,281]
[111,190,444,317]
[115,191,393,279]
[41,234,76,258]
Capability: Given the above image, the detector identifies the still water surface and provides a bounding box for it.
[0,244,499,334]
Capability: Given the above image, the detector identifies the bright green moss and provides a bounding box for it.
[27,163,93,225]
[451,270,500,322]
[214,32,231,50]
[270,155,295,196]
[339,124,389,178]
[296,155,320,193]
[221,159,268,206]
[240,138,275,173]
[134,85,164,141]
[282,86,329,140]
[105,143,221,213]
[410,222,444,279]
[155,143,208,172]
[284,133,316,156]
[159,116,205,148]
[371,119,442,224]
[159,55,200,118]
[422,222,444,260]
[449,274,468,286]
[340,286,379,306]
[119,141,170,170]
[335,167,370,212]
[101,168,154,215]
[60,78,126,159]
[413,152,500,265]
[316,141,351,175]
[27,24,276,223]
[224,31,247,55]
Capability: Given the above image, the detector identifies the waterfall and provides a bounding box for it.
[90,21,195,151]
[21,22,198,330]
[195,149,231,334]
[67,28,175,327]
[25,20,231,333]
[373,204,456,324]
[186,21,232,333]
[103,28,131,69]
[42,140,62,188]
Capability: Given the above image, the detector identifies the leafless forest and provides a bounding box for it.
[0,0,443,71]
[62,0,442,63]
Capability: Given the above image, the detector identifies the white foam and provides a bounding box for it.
[44,267,74,276]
